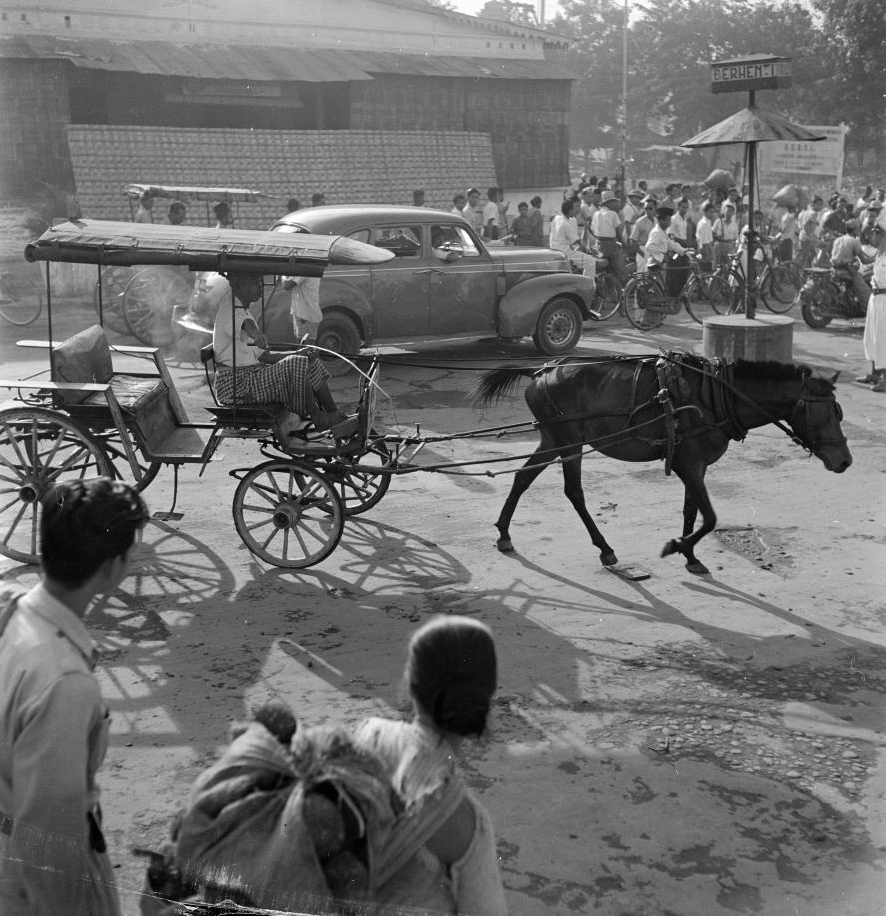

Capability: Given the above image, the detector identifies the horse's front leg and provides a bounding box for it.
[561,446,618,566]
[495,443,553,553]
[660,462,715,575]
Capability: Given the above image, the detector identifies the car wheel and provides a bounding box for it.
[317,312,361,358]
[532,297,583,356]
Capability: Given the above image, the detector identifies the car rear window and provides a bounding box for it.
[352,226,423,258]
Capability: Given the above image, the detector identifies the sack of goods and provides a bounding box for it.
[772,184,806,210]
[704,169,734,192]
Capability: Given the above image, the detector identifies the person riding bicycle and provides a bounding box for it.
[831,219,874,307]
[645,205,687,272]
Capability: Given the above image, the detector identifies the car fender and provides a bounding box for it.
[497,273,597,337]
[320,274,373,343]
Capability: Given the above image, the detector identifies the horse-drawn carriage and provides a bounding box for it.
[2,219,406,570]
[94,185,269,347]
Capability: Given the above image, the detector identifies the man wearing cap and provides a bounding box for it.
[831,219,874,307]
[645,204,687,271]
[591,190,626,282]
[629,196,657,273]
[858,219,886,391]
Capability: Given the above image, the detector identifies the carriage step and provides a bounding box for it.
[606,563,652,581]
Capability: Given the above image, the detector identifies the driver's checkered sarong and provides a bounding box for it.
[215,355,330,417]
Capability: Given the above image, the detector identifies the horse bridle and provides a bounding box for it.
[786,390,846,455]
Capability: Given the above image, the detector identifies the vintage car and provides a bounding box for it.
[177,205,597,356]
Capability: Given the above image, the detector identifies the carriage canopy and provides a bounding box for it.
[24,219,396,276]
[123,183,269,203]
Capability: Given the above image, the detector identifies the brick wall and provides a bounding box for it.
[66,125,499,226]
[0,60,74,197]
[350,74,571,189]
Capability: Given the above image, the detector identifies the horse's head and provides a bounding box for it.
[787,371,852,473]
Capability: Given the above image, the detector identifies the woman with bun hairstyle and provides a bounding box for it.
[353,615,508,915]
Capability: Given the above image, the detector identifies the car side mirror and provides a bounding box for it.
[434,241,463,263]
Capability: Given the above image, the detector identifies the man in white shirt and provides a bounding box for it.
[451,192,467,216]
[549,200,596,280]
[133,192,154,223]
[668,198,691,246]
[461,189,484,235]
[629,196,657,272]
[695,202,716,265]
[482,187,501,241]
[621,189,643,241]
[579,186,599,249]
[646,205,687,270]
[591,191,626,282]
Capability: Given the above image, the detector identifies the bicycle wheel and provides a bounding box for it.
[93,266,132,334]
[232,459,344,568]
[702,274,733,315]
[0,407,114,564]
[123,267,191,346]
[623,275,666,330]
[760,264,799,313]
[0,273,43,326]
[684,276,723,324]
[592,273,623,320]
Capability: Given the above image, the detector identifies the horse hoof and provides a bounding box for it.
[686,560,710,575]
[600,552,619,566]
[496,538,514,554]
[660,539,680,558]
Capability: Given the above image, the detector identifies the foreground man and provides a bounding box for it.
[0,478,148,916]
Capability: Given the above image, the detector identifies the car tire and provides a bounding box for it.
[532,297,583,356]
[317,312,362,358]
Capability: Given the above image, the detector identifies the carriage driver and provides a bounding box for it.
[645,204,687,271]
[211,272,351,434]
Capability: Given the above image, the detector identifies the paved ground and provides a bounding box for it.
[1,301,884,915]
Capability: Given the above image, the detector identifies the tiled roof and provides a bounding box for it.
[67,125,498,229]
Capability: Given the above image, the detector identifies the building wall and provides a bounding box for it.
[0,58,72,195]
[350,74,570,188]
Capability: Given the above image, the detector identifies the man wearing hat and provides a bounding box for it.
[858,217,886,391]
[645,203,688,272]
[591,190,627,282]
[831,218,874,307]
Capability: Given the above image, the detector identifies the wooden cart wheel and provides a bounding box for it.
[92,266,132,334]
[321,436,392,516]
[122,267,192,346]
[0,407,114,564]
[98,427,162,493]
[232,459,344,568]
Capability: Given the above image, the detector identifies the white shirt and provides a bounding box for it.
[288,276,322,323]
[696,216,714,248]
[645,224,685,268]
[212,303,261,368]
[461,203,484,233]
[591,207,621,240]
[549,214,581,252]
[482,200,501,231]
[669,213,689,241]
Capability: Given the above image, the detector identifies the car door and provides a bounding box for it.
[426,223,498,337]
[357,223,431,339]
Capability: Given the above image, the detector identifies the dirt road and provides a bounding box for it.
[1,304,883,915]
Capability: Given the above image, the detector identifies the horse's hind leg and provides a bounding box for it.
[495,444,553,552]
[561,447,618,566]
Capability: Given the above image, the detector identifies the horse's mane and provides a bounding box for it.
[731,359,835,394]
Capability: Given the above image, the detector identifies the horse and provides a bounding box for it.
[475,352,852,575]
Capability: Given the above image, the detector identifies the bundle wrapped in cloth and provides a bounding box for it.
[168,706,399,914]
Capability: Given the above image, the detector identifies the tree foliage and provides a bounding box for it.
[553,0,885,171]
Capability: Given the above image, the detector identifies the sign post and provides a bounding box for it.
[710,56,793,319]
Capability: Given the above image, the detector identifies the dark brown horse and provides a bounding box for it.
[475,353,852,575]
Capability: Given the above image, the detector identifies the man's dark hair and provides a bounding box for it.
[311,192,326,206]
[530,196,542,208]
[561,199,575,216]
[286,198,300,212]
[41,478,148,586]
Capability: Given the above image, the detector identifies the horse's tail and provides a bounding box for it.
[474,366,535,408]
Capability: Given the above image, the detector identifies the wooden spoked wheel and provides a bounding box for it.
[232,459,344,568]
[321,437,392,516]
[0,407,113,564]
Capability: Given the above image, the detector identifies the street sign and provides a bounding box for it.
[711,56,792,94]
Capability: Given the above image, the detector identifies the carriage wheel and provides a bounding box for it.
[98,427,162,493]
[321,436,392,516]
[92,267,132,334]
[232,459,344,568]
[623,275,666,330]
[122,267,192,346]
[0,408,114,564]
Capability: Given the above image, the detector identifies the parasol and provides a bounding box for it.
[683,106,824,318]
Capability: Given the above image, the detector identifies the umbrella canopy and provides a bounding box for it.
[682,106,826,148]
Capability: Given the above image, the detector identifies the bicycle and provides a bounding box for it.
[622,253,730,330]
[568,244,623,321]
[710,237,799,315]
[0,266,44,326]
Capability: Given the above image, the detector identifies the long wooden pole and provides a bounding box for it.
[745,90,757,319]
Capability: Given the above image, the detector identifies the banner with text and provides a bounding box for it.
[759,125,846,183]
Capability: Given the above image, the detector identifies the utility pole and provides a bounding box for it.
[620,0,628,204]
